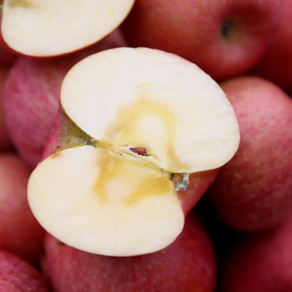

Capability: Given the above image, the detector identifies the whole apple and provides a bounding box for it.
[42,213,216,292]
[0,250,49,292]
[218,214,292,292]
[208,76,292,232]
[3,30,127,169]
[0,153,45,266]
[250,0,292,90]
[121,0,282,81]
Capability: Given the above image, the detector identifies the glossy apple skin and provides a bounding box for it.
[218,214,292,292]
[121,0,282,81]
[3,30,127,169]
[208,76,292,232]
[0,64,12,151]
[0,153,45,266]
[42,213,216,292]
[250,0,292,90]
[0,251,49,292]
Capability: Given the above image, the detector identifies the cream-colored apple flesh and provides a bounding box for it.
[1,0,134,57]
[28,48,240,256]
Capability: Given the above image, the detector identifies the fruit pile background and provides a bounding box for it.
[0,0,292,291]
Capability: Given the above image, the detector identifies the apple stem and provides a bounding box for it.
[171,173,189,192]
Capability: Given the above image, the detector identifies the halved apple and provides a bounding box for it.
[0,0,134,57]
[28,47,240,256]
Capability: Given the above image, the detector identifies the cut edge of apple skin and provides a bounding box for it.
[1,0,134,57]
[28,47,240,256]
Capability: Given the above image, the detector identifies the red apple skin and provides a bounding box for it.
[207,76,292,232]
[0,251,49,292]
[0,46,17,65]
[3,30,127,169]
[42,213,216,292]
[0,64,12,151]
[218,214,292,292]
[121,0,282,81]
[0,153,45,266]
[250,0,292,91]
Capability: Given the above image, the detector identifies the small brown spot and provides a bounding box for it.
[56,239,65,246]
[7,0,33,8]
[51,152,61,159]
[130,147,147,156]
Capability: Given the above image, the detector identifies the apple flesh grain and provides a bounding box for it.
[0,251,49,292]
[28,47,239,256]
[208,76,292,232]
[3,30,126,169]
[0,0,134,57]
[0,153,45,266]
[121,0,282,81]
[218,214,292,292]
[42,213,216,292]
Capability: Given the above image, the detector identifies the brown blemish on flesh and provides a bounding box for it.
[7,0,33,8]
[51,152,62,159]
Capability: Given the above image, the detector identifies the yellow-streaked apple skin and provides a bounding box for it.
[42,213,216,292]
[208,76,292,232]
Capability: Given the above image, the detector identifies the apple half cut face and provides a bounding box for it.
[28,48,240,256]
[0,0,134,57]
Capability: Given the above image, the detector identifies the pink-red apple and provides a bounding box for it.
[3,30,127,169]
[42,213,216,292]
[250,0,292,91]
[0,153,45,266]
[27,47,239,256]
[121,0,282,81]
[0,250,49,292]
[208,76,292,232]
[218,213,292,292]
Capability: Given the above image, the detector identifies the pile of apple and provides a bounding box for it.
[0,0,292,291]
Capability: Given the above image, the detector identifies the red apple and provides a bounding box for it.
[121,0,282,81]
[218,214,292,292]
[0,250,49,292]
[2,30,127,169]
[0,153,45,266]
[250,0,292,91]
[0,64,12,152]
[42,213,216,292]
[27,48,239,256]
[208,76,292,232]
